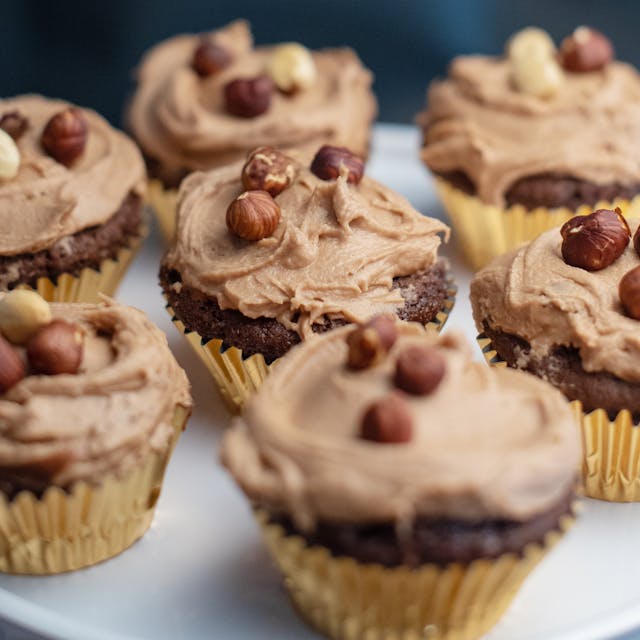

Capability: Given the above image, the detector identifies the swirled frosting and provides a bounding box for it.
[0,299,192,488]
[470,220,640,382]
[418,56,640,206]
[222,327,579,530]
[0,95,146,256]
[127,20,377,176]
[163,157,449,337]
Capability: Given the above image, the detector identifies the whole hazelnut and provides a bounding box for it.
[310,145,365,185]
[241,147,296,196]
[511,55,564,98]
[619,265,640,320]
[27,319,83,375]
[0,129,20,180]
[0,335,25,393]
[360,392,413,444]
[226,190,281,241]
[192,40,232,77]
[224,76,273,118]
[0,290,52,344]
[507,27,556,63]
[560,208,630,271]
[560,27,614,72]
[0,111,29,141]
[41,108,88,167]
[633,225,640,258]
[266,43,317,94]
[394,346,446,396]
[346,315,398,370]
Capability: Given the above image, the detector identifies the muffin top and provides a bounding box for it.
[0,95,146,256]
[162,147,449,338]
[221,325,579,531]
[127,20,376,179]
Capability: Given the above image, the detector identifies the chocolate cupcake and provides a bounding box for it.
[221,325,579,639]
[418,26,640,269]
[0,95,147,302]
[160,145,454,411]
[127,20,377,241]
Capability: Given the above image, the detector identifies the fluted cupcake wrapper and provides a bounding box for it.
[164,279,456,414]
[0,404,189,575]
[434,177,640,270]
[147,179,179,245]
[255,509,575,640]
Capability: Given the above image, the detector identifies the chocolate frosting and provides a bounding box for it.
[163,158,449,337]
[0,299,192,487]
[471,220,640,382]
[0,95,146,256]
[418,56,640,206]
[222,327,579,530]
[127,20,377,174]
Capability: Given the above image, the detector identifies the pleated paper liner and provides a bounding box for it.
[255,508,575,640]
[0,404,190,575]
[164,279,456,414]
[434,177,640,271]
[147,179,179,245]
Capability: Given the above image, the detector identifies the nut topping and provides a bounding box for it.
[507,27,556,62]
[560,208,630,271]
[394,346,446,396]
[511,55,564,98]
[560,27,613,72]
[241,147,296,196]
[360,392,413,444]
[224,76,273,118]
[0,335,25,393]
[0,290,52,344]
[619,265,640,320]
[41,108,88,167]
[0,129,20,179]
[633,225,640,258]
[310,145,365,184]
[0,111,28,141]
[192,40,232,77]
[346,316,397,370]
[266,43,317,94]
[226,190,281,241]
[27,319,83,375]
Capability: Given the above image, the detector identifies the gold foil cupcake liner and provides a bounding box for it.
[434,177,640,270]
[0,404,189,575]
[255,509,575,640]
[148,179,179,244]
[164,279,456,414]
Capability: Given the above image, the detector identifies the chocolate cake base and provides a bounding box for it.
[0,192,143,290]
[160,259,450,364]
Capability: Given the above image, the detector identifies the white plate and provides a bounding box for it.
[0,124,639,640]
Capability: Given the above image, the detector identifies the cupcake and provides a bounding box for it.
[127,20,377,241]
[0,95,147,302]
[471,206,640,501]
[160,144,454,412]
[418,26,640,269]
[221,324,579,640]
[0,291,192,573]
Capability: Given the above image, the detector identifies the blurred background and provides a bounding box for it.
[2,0,638,127]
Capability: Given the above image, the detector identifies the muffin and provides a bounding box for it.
[221,324,579,640]
[471,206,640,501]
[0,95,147,302]
[127,20,377,241]
[160,144,454,412]
[0,291,192,573]
[418,26,640,269]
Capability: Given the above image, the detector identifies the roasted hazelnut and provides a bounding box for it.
[27,319,83,375]
[310,145,365,185]
[560,208,630,271]
[0,290,52,344]
[0,111,28,141]
[241,147,296,196]
[0,129,20,180]
[0,335,25,393]
[394,346,446,396]
[619,265,640,320]
[192,39,232,77]
[633,225,640,258]
[266,43,317,94]
[41,108,88,167]
[224,76,273,118]
[560,27,614,72]
[226,190,281,241]
[346,316,397,370]
[360,392,413,444]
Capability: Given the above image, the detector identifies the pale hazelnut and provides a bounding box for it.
[226,190,281,241]
[0,290,52,344]
[0,128,20,179]
[512,55,564,98]
[507,27,556,63]
[266,43,317,93]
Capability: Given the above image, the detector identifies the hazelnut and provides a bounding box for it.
[633,224,640,258]
[241,147,296,196]
[266,43,317,94]
[226,190,281,241]
[27,319,83,375]
[41,108,88,167]
[394,346,446,396]
[346,316,397,370]
[224,76,273,118]
[511,55,564,98]
[619,265,640,320]
[561,208,630,271]
[0,290,52,344]
[0,129,20,180]
[0,111,29,141]
[0,335,25,393]
[310,145,365,185]
[360,392,413,444]
[192,40,232,77]
[560,27,613,72]
[507,27,556,63]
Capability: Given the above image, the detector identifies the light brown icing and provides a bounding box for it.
[163,158,449,337]
[222,327,579,530]
[0,95,146,256]
[470,219,640,382]
[418,56,640,206]
[127,20,377,175]
[0,299,192,487]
